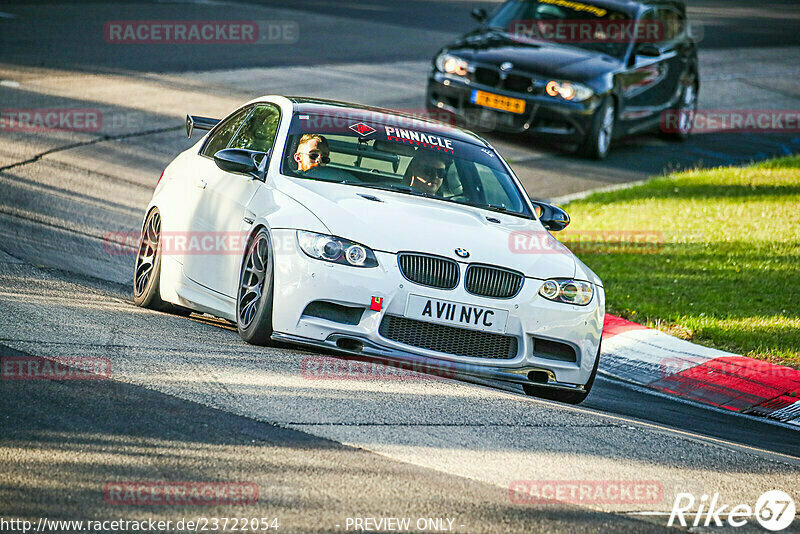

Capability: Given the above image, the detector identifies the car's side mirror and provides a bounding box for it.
[635,43,661,58]
[471,7,488,23]
[530,200,570,231]
[213,148,269,181]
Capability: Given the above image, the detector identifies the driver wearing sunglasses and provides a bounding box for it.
[294,134,331,172]
[292,133,352,182]
[404,151,447,195]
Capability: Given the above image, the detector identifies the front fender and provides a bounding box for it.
[249,186,330,235]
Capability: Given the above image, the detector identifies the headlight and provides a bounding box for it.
[297,231,378,268]
[544,80,593,102]
[435,53,469,76]
[538,279,593,305]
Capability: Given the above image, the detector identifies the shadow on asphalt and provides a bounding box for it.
[0,344,666,533]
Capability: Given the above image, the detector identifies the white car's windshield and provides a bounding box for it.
[281,113,534,219]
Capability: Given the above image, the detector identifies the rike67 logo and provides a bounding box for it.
[669,490,796,531]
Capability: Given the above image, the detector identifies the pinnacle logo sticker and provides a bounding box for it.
[349,122,376,136]
[384,126,455,154]
[370,296,383,312]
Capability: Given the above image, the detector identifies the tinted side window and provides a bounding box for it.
[658,8,684,42]
[228,104,281,153]
[638,9,658,45]
[201,107,252,157]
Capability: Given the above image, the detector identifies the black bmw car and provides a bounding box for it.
[426,0,699,159]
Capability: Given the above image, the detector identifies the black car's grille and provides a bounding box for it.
[465,265,524,298]
[379,315,518,359]
[473,66,500,87]
[398,253,459,290]
[471,67,534,93]
[503,74,533,93]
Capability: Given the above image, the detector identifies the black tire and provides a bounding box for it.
[522,341,601,405]
[580,97,615,160]
[236,228,275,345]
[660,79,698,141]
[132,209,192,315]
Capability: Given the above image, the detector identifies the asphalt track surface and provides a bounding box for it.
[1,1,799,533]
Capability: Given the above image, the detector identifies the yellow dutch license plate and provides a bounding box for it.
[471,90,526,114]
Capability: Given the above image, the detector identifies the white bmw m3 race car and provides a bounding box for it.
[134,96,604,404]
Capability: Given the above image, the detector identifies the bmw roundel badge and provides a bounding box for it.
[455,248,470,258]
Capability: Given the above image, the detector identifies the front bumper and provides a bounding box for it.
[270,229,604,387]
[272,332,587,391]
[426,71,601,141]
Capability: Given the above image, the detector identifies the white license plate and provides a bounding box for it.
[405,294,508,334]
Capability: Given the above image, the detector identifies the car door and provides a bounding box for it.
[162,106,252,247]
[654,5,692,108]
[617,6,686,129]
[182,103,282,297]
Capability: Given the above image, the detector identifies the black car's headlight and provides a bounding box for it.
[545,80,594,102]
[297,231,378,268]
[539,279,594,305]
[435,53,469,76]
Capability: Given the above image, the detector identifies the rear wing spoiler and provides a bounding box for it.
[186,114,220,138]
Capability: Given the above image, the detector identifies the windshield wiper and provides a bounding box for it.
[464,201,533,219]
[346,182,441,199]
[351,182,412,193]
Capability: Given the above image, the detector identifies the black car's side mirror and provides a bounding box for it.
[471,7,488,23]
[635,43,661,58]
[213,148,269,182]
[530,200,570,231]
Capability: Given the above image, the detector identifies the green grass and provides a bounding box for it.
[560,155,800,368]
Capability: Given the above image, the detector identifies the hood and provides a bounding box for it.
[276,177,577,280]
[447,29,621,82]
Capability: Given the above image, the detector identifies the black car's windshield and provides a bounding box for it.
[281,113,533,219]
[487,0,633,58]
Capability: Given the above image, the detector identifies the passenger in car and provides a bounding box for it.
[403,151,447,195]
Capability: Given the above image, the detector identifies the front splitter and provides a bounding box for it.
[272,331,585,391]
